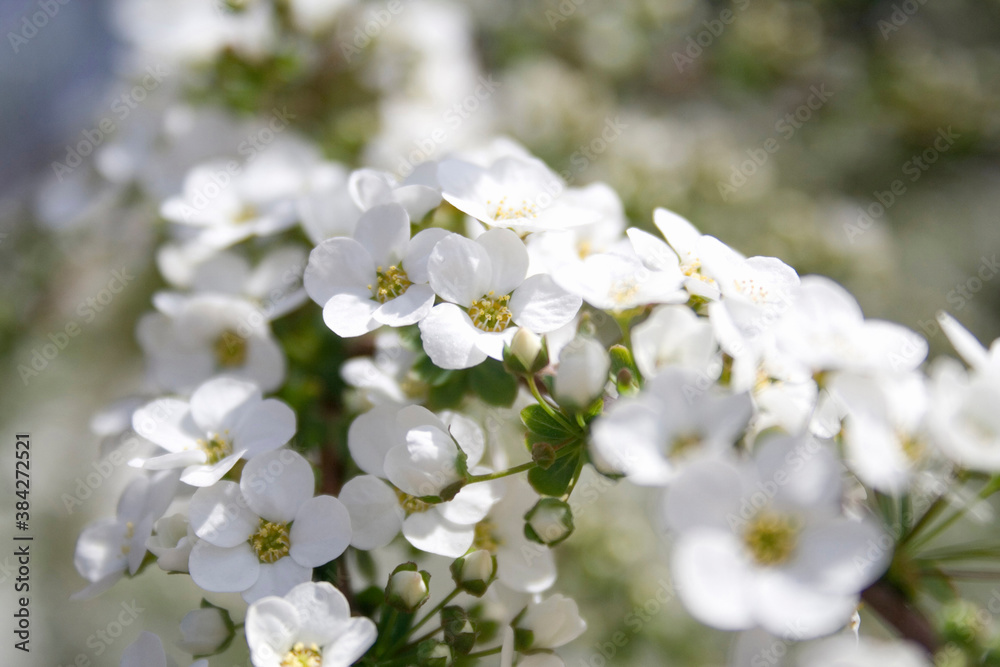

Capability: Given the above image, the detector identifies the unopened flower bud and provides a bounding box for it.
[449,549,496,596]
[386,563,431,612]
[442,606,478,655]
[417,639,453,667]
[554,336,610,410]
[524,498,574,546]
[504,328,548,375]
[179,605,233,656]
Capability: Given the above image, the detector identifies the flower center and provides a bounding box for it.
[669,433,701,458]
[197,434,233,465]
[473,520,503,552]
[281,642,323,667]
[121,521,135,556]
[610,279,640,306]
[249,519,291,564]
[369,265,411,304]
[743,513,799,567]
[468,292,512,332]
[213,329,247,368]
[486,196,538,221]
[899,432,925,463]
[396,489,432,514]
[233,203,258,223]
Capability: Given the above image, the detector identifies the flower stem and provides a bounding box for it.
[526,376,577,433]
[465,646,503,659]
[409,588,460,637]
[467,461,537,483]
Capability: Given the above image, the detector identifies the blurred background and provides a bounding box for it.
[2,0,1000,664]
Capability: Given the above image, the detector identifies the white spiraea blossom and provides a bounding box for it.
[419,229,581,369]
[664,436,889,638]
[137,293,286,393]
[188,449,351,602]
[131,377,295,487]
[340,404,500,557]
[73,470,180,599]
[245,581,377,667]
[591,368,753,485]
[304,203,448,337]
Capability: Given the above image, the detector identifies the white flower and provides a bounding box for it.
[927,356,1000,471]
[296,161,363,244]
[591,368,753,485]
[188,449,352,602]
[653,207,720,300]
[160,138,321,250]
[632,305,719,379]
[146,513,197,572]
[830,372,933,493]
[387,569,430,611]
[437,155,601,232]
[73,470,180,599]
[131,377,295,487]
[348,165,442,222]
[796,636,931,667]
[304,203,447,337]
[137,293,286,393]
[514,594,587,650]
[245,581,376,667]
[553,336,610,410]
[937,311,1000,371]
[179,607,231,656]
[419,229,581,369]
[664,436,888,639]
[340,330,423,406]
[770,276,927,380]
[121,631,208,667]
[156,245,309,320]
[340,405,499,557]
[552,229,687,311]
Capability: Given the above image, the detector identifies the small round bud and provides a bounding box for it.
[449,549,496,596]
[524,498,574,546]
[386,563,431,613]
[178,606,233,656]
[554,336,610,410]
[417,639,453,667]
[504,328,548,375]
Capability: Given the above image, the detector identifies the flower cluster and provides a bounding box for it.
[65,9,1000,667]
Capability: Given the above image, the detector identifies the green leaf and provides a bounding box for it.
[469,359,518,406]
[521,404,574,439]
[527,451,580,497]
[413,354,455,387]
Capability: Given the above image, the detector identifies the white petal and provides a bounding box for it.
[373,284,436,327]
[322,617,379,667]
[348,168,395,209]
[134,450,207,471]
[180,452,244,487]
[339,475,404,550]
[189,481,258,547]
[132,398,199,452]
[477,228,529,295]
[353,203,411,267]
[190,541,261,593]
[232,398,296,457]
[121,632,168,667]
[190,377,261,433]
[283,581,351,646]
[672,530,755,631]
[753,569,859,639]
[304,238,374,304]
[290,495,352,566]
[402,512,474,557]
[242,557,312,603]
[788,518,889,594]
[510,274,582,333]
[246,598,298,663]
[403,228,450,284]
[437,480,500,525]
[385,425,462,497]
[347,405,405,478]
[938,311,989,369]
[323,291,381,338]
[419,304,488,370]
[428,233,493,307]
[241,449,315,523]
